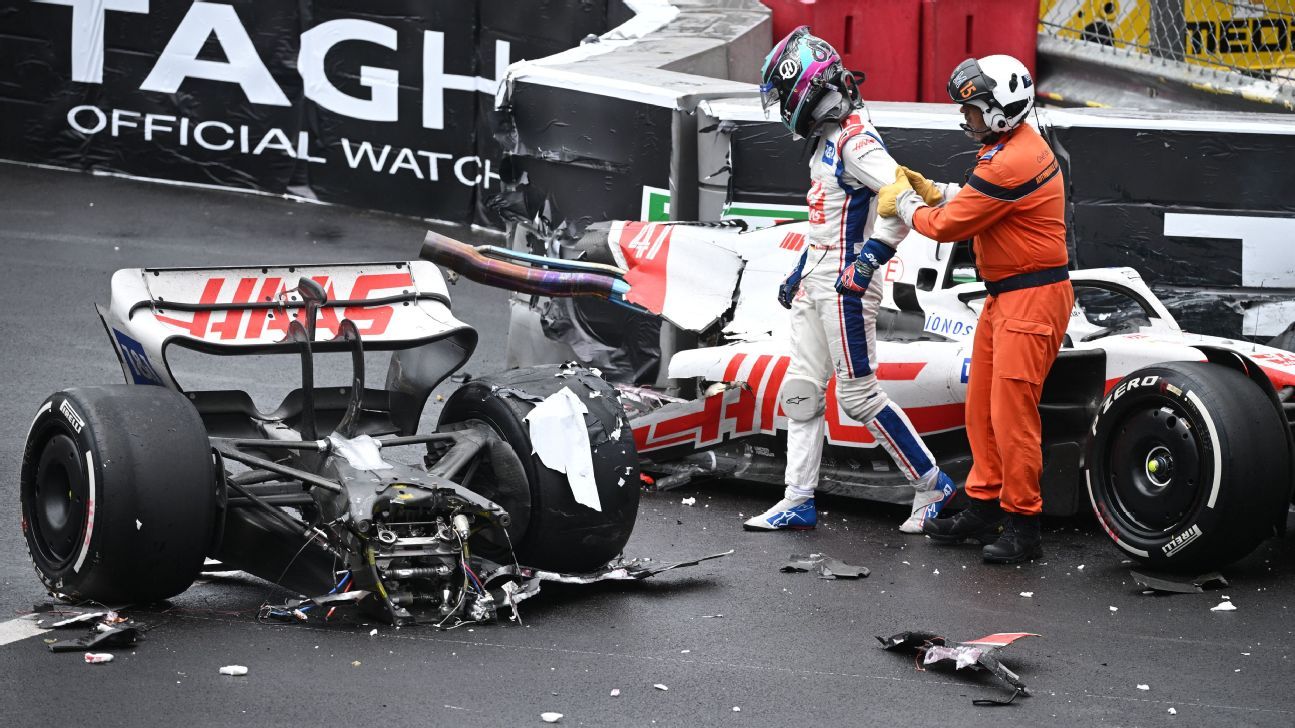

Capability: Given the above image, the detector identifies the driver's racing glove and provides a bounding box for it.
[778,249,810,309]
[835,238,895,298]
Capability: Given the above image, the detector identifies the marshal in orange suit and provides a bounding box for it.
[879,54,1074,564]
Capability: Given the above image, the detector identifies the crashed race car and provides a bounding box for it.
[18,259,733,626]
[425,219,1295,572]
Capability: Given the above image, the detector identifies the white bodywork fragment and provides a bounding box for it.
[525,387,601,512]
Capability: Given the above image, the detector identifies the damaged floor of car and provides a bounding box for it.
[1,165,1294,726]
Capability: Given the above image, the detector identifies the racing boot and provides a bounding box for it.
[921,496,1005,544]
[982,513,1043,564]
[899,472,958,534]
[743,489,816,531]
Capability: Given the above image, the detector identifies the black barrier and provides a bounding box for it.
[1051,123,1295,339]
[0,0,616,225]
[506,81,676,227]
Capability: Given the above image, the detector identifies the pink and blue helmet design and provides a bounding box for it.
[760,26,846,138]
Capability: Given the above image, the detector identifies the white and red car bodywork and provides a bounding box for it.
[598,220,1295,514]
[96,261,474,390]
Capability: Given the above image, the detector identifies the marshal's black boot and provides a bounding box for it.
[921,497,1005,544]
[982,513,1043,564]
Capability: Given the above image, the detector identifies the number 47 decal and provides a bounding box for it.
[626,224,670,261]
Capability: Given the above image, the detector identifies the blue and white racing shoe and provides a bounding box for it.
[743,495,817,531]
[899,472,957,534]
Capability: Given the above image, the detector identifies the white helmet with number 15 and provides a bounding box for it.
[947,54,1034,138]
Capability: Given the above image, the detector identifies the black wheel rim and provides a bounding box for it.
[30,434,89,569]
[1104,402,1204,537]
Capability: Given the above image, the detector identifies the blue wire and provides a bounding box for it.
[294,571,352,614]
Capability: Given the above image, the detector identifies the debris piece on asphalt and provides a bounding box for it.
[1210,600,1238,612]
[51,612,108,629]
[369,629,378,636]
[732,707,741,712]
[351,660,362,667]
[680,497,696,506]
[219,665,249,676]
[481,550,733,614]
[49,625,140,653]
[1131,569,1228,594]
[1168,707,1177,715]
[781,553,869,579]
[878,630,1038,704]
[1019,592,1033,598]
[540,712,563,723]
[610,689,620,697]
[654,684,669,691]
[1109,606,1118,612]
[1137,684,1150,691]
[680,649,690,654]
[84,652,114,664]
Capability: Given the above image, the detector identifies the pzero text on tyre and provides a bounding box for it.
[1086,361,1290,571]
[438,365,640,573]
[20,385,216,604]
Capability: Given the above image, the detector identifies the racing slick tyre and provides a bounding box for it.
[20,386,216,604]
[438,365,639,573]
[1086,362,1290,572]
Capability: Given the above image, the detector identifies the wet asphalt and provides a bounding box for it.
[0,163,1292,727]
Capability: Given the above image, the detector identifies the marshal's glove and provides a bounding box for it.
[834,239,895,298]
[876,167,913,218]
[900,166,945,206]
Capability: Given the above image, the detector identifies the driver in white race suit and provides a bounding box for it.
[744,27,957,533]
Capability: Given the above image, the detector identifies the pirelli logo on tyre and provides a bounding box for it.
[1163,524,1203,557]
[59,400,84,434]
[1100,375,1160,415]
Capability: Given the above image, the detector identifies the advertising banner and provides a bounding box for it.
[0,0,611,224]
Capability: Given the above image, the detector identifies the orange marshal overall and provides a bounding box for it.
[911,124,1074,515]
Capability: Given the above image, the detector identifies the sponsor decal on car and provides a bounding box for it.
[634,354,958,453]
[924,313,974,338]
[154,271,413,341]
[112,329,163,385]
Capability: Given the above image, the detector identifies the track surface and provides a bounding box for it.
[0,164,1293,726]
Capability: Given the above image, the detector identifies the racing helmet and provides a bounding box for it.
[946,55,1034,138]
[760,26,855,138]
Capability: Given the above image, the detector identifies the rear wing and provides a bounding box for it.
[97,260,474,389]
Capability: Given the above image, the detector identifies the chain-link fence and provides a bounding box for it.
[1040,1,1295,91]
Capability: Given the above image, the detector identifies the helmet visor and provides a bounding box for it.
[760,80,781,112]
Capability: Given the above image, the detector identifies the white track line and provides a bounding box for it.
[0,616,49,648]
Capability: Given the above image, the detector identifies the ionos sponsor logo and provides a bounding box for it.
[1163,524,1203,557]
[59,400,84,434]
[1100,375,1160,415]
